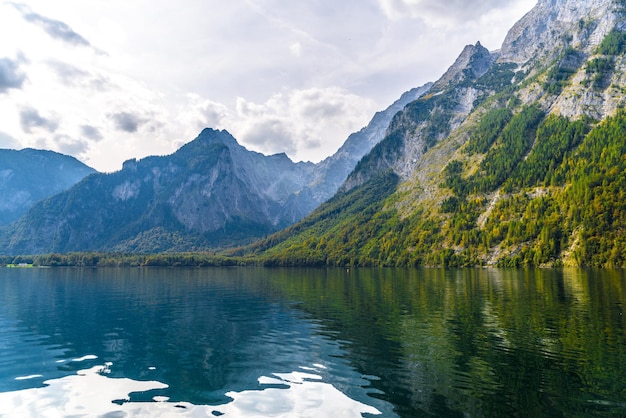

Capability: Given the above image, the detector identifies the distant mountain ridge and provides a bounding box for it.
[0,148,95,226]
[1,129,310,253]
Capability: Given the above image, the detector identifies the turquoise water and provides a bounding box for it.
[0,267,625,417]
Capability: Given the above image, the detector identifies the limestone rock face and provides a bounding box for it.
[499,0,619,64]
[432,42,494,91]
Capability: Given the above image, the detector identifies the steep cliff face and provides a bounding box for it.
[499,0,620,64]
[0,149,95,225]
[498,0,626,121]
[431,42,495,91]
[251,0,626,268]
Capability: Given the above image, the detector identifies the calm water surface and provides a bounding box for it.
[0,267,625,417]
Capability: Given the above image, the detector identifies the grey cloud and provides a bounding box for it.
[46,60,89,85]
[425,0,506,19]
[80,125,103,141]
[300,101,344,120]
[379,0,510,22]
[9,2,96,49]
[0,131,19,149]
[202,103,228,128]
[53,134,89,156]
[0,57,27,93]
[46,60,112,91]
[19,106,59,133]
[242,119,297,156]
[109,112,147,133]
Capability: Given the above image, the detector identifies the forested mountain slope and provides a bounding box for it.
[240,0,626,268]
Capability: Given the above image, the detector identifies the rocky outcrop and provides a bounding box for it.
[499,0,619,64]
[432,42,494,91]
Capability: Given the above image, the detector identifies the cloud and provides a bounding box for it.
[191,97,230,130]
[230,87,375,162]
[289,42,302,57]
[46,60,88,84]
[108,112,147,133]
[80,125,103,141]
[32,133,90,157]
[0,57,27,93]
[46,60,112,91]
[181,87,376,161]
[241,118,299,156]
[51,134,90,156]
[0,131,19,149]
[7,2,98,50]
[19,106,59,133]
[377,0,519,25]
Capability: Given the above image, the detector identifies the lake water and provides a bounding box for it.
[0,267,624,417]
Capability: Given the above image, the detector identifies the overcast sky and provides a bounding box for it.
[0,0,536,172]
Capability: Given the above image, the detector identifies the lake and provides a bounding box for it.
[0,267,624,417]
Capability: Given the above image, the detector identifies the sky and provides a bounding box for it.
[0,0,536,172]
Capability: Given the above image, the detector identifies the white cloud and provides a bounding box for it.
[180,87,377,163]
[290,42,302,57]
[227,87,376,162]
[377,0,533,27]
[0,0,536,172]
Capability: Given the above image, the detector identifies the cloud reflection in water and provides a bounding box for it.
[0,363,380,417]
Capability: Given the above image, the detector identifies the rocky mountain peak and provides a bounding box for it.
[499,0,621,64]
[431,41,494,91]
[192,128,239,148]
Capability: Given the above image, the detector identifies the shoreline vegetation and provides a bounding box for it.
[0,253,247,268]
[0,251,623,269]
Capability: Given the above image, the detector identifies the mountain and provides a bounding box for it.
[0,81,430,255]
[0,148,95,225]
[0,129,314,254]
[242,0,626,268]
[303,83,432,204]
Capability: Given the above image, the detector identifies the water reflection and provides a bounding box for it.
[247,268,626,417]
[0,362,379,417]
[0,267,625,417]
